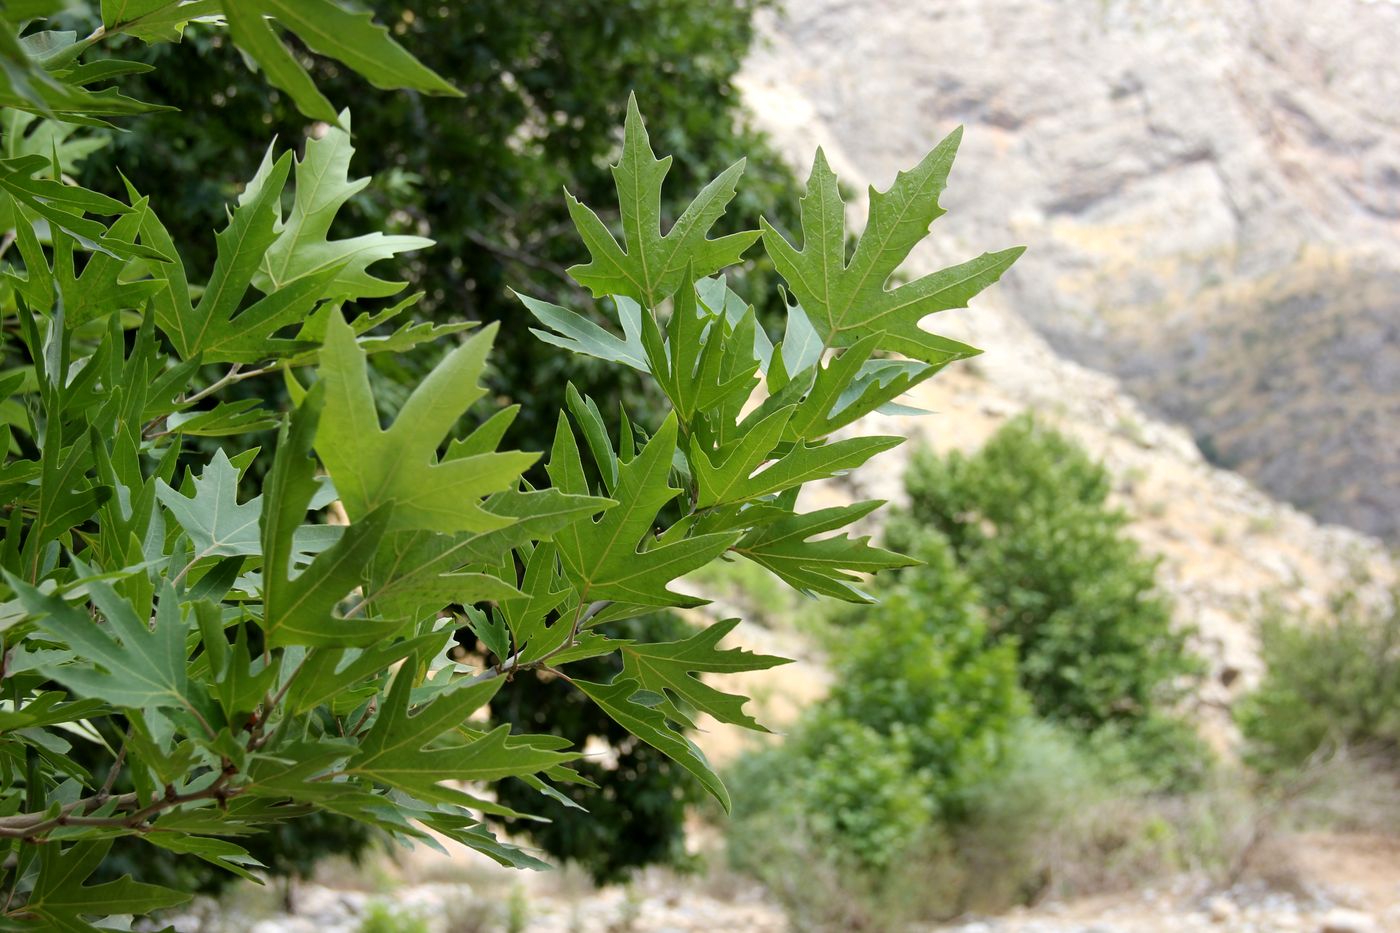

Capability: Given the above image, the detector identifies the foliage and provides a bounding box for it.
[83,5,804,882]
[1237,584,1400,774]
[79,0,802,451]
[0,5,1021,927]
[892,415,1200,757]
[484,612,704,886]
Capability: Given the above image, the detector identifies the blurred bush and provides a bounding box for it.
[727,416,1223,928]
[1238,584,1400,774]
[890,413,1205,788]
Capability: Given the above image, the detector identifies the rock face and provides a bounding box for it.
[739,0,1400,540]
[737,0,1397,741]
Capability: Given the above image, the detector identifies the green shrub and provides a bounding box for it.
[728,533,1025,921]
[823,531,1026,814]
[1238,586,1400,774]
[893,414,1203,782]
[358,901,431,933]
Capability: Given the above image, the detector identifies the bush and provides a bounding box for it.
[727,533,1026,922]
[1238,585,1400,774]
[892,414,1203,783]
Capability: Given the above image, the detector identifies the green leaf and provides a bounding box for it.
[155,449,263,560]
[519,291,649,373]
[734,500,919,602]
[19,841,187,931]
[760,132,1023,364]
[620,618,789,731]
[260,385,396,648]
[565,95,758,308]
[573,676,730,811]
[9,576,202,717]
[224,3,339,125]
[547,412,735,607]
[241,0,460,98]
[317,309,536,534]
[349,670,574,796]
[150,146,323,361]
[690,403,903,507]
[254,112,432,302]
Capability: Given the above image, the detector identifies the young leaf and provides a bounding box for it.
[155,449,263,560]
[254,111,433,302]
[565,94,758,308]
[760,132,1024,365]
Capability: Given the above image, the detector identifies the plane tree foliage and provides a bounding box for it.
[0,3,1019,927]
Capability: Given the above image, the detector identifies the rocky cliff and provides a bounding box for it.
[737,0,1398,741]
[739,0,1400,541]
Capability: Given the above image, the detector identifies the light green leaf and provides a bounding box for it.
[547,412,735,607]
[317,309,536,534]
[255,112,432,302]
[155,448,263,560]
[691,404,902,508]
[734,500,919,602]
[760,132,1023,364]
[349,670,574,796]
[260,385,397,648]
[10,576,200,716]
[224,3,339,125]
[565,95,758,308]
[243,0,460,98]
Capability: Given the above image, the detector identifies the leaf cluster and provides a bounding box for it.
[0,5,1019,927]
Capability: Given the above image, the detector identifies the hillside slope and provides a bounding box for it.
[736,0,1396,743]
[739,0,1400,541]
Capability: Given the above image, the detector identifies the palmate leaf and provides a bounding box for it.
[317,310,537,534]
[234,1,460,98]
[254,111,433,302]
[690,402,902,508]
[760,131,1024,365]
[620,618,789,731]
[357,487,611,622]
[348,671,575,799]
[136,147,331,362]
[15,840,187,932]
[734,500,919,602]
[547,412,735,607]
[260,384,396,648]
[573,676,731,811]
[155,448,262,560]
[8,576,205,717]
[565,94,758,308]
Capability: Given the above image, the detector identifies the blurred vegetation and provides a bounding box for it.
[727,416,1220,927]
[890,413,1206,790]
[75,0,797,889]
[1238,583,1400,775]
